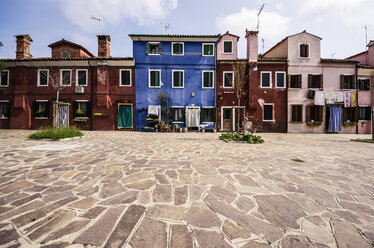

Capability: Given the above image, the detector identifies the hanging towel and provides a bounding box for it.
[314,91,325,106]
[327,105,342,132]
[351,91,357,107]
[344,91,351,108]
[148,105,161,120]
[337,92,344,102]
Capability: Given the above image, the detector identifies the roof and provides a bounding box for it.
[48,39,94,57]
[129,34,220,42]
[261,30,321,58]
[245,30,258,38]
[258,57,288,62]
[0,57,134,62]
[368,40,374,47]
[220,31,240,41]
[15,34,33,42]
[320,58,358,64]
[346,51,366,60]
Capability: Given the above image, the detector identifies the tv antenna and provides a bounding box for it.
[161,22,171,31]
[331,52,335,58]
[257,4,265,31]
[364,25,368,64]
[262,38,265,54]
[91,17,101,22]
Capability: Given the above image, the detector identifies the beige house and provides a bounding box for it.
[262,31,358,133]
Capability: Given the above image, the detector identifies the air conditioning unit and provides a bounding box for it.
[75,86,84,93]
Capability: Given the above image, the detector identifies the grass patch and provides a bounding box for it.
[219,132,264,144]
[292,158,305,163]
[28,127,84,141]
[355,138,374,141]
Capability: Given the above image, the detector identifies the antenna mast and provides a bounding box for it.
[364,25,368,65]
[257,4,265,31]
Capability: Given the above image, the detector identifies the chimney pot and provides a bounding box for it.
[15,34,33,59]
[245,30,258,62]
[97,35,111,58]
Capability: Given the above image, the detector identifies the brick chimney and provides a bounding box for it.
[245,30,258,62]
[97,35,111,57]
[15,34,33,59]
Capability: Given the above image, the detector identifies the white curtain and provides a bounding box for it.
[186,108,200,127]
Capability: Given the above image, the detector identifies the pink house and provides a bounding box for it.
[348,41,374,134]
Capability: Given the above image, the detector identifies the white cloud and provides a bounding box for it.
[61,0,178,32]
[217,7,291,56]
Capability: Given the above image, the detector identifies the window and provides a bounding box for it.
[276,72,286,88]
[343,108,357,122]
[60,69,72,86]
[202,43,214,56]
[120,69,131,86]
[341,75,356,89]
[37,70,48,86]
[223,72,234,88]
[0,101,10,118]
[261,72,271,88]
[358,79,370,91]
[223,41,233,54]
[306,105,323,122]
[299,44,309,58]
[172,70,184,88]
[202,71,214,89]
[290,74,302,88]
[61,50,70,58]
[201,107,215,122]
[33,101,50,118]
[73,101,91,118]
[172,42,184,56]
[308,74,323,89]
[76,69,88,86]
[359,106,371,121]
[263,104,273,121]
[291,105,303,122]
[149,70,161,88]
[172,107,184,122]
[0,70,9,87]
[146,42,162,55]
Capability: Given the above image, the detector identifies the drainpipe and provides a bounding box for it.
[88,59,94,131]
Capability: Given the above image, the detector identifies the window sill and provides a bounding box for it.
[37,85,49,87]
[35,117,48,119]
[263,120,275,122]
[289,121,303,123]
[147,54,161,56]
[275,86,286,89]
[0,117,9,120]
[288,88,302,90]
[172,54,184,56]
[202,87,214,89]
[202,55,215,57]
[202,122,214,124]
[260,86,272,89]
[172,121,184,124]
[119,84,132,87]
[0,86,9,88]
[74,117,89,120]
[149,86,161,88]
[172,86,184,89]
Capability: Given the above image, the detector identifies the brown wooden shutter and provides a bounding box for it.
[298,74,302,88]
[288,74,291,88]
[318,106,323,122]
[299,105,303,122]
[340,75,344,89]
[308,74,312,88]
[319,74,323,89]
[291,105,296,122]
[352,75,357,89]
[353,107,358,122]
[306,105,311,122]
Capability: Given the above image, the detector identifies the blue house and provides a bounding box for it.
[129,34,220,131]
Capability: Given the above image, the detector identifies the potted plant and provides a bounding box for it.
[35,109,46,117]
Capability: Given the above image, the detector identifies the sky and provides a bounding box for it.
[0,0,373,60]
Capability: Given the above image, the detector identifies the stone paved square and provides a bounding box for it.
[0,130,373,247]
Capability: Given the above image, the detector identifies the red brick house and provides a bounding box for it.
[0,34,136,131]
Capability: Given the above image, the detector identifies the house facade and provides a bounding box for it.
[262,31,358,134]
[0,34,136,131]
[129,34,220,131]
[347,41,374,134]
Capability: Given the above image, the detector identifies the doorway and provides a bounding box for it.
[118,104,133,129]
[185,107,200,130]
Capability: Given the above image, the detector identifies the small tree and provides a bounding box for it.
[158,92,172,125]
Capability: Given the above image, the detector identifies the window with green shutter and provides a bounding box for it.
[147,42,162,55]
[203,71,214,88]
[172,42,184,55]
[149,70,161,87]
[202,43,214,56]
[173,70,184,88]
[359,106,371,120]
[172,107,184,122]
[201,107,215,122]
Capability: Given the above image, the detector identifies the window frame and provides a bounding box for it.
[74,100,90,119]
[172,106,184,123]
[147,42,161,56]
[202,70,214,89]
[263,103,274,121]
[289,74,302,89]
[37,69,49,87]
[299,43,310,58]
[119,69,132,87]
[76,69,88,87]
[171,42,184,56]
[223,71,234,88]
[60,69,72,86]
[341,74,356,90]
[291,104,303,122]
[260,71,272,88]
[172,70,184,88]
[358,106,371,121]
[275,71,286,88]
[0,70,9,87]
[223,41,233,54]
[0,100,10,119]
[358,78,370,91]
[201,106,215,123]
[61,50,70,58]
[34,100,49,119]
[148,69,162,88]
[202,43,215,57]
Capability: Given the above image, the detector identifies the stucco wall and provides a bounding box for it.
[217,34,238,61]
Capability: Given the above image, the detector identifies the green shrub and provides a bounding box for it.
[28,127,84,140]
[219,132,264,144]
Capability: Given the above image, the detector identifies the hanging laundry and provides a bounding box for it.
[337,92,344,102]
[344,91,351,108]
[148,105,161,120]
[351,91,357,107]
[327,105,342,132]
[186,108,200,127]
[314,91,325,106]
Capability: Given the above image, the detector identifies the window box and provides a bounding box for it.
[306,121,322,126]
[73,118,88,123]
[93,113,108,118]
[33,101,50,118]
[343,121,357,127]
[73,101,91,118]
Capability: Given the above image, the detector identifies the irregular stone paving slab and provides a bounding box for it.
[170,225,193,248]
[104,205,145,248]
[235,196,256,212]
[42,220,90,243]
[301,219,334,245]
[174,185,188,205]
[193,229,231,248]
[121,172,153,184]
[286,193,325,214]
[191,159,217,175]
[204,194,282,243]
[74,206,125,246]
[68,196,98,210]
[125,179,155,190]
[0,200,46,221]
[80,206,106,219]
[298,185,339,208]
[0,228,21,246]
[185,203,220,227]
[153,184,172,202]
[209,186,237,203]
[234,174,259,187]
[254,195,306,229]
[334,210,362,224]
[222,219,252,240]
[0,180,34,194]
[147,204,186,221]
[11,193,42,207]
[241,241,271,248]
[27,209,75,241]
[43,192,75,202]
[99,182,125,198]
[130,217,167,248]
[0,191,29,205]
[331,219,372,248]
[99,191,138,205]
[281,235,315,248]
[137,191,152,205]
